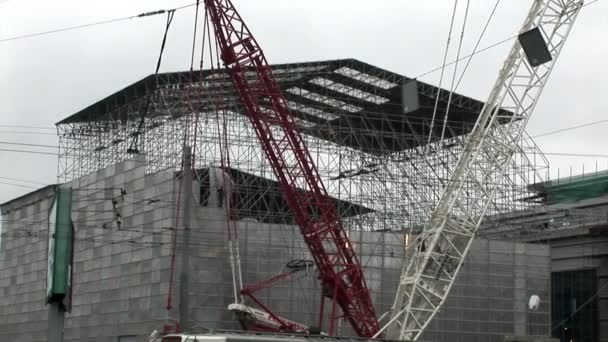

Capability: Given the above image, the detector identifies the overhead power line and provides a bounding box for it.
[0,175,50,185]
[0,147,57,156]
[532,119,608,139]
[0,2,198,44]
[0,178,48,192]
[0,181,39,189]
[0,0,599,78]
[0,124,55,130]
[0,130,56,135]
[0,141,57,149]
[543,152,608,158]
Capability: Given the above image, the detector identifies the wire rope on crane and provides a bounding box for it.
[425,0,460,155]
[439,0,471,144]
[454,0,502,90]
[197,7,245,306]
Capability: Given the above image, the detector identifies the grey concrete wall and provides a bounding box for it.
[221,224,551,342]
[0,158,180,341]
[0,160,551,342]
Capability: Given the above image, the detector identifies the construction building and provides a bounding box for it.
[1,59,554,341]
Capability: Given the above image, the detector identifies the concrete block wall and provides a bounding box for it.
[423,240,551,342]
[0,158,180,342]
[63,157,179,341]
[0,185,54,341]
[0,159,551,342]
[217,222,551,342]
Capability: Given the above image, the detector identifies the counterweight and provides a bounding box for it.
[380,0,584,340]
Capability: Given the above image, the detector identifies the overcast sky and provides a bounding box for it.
[0,0,606,204]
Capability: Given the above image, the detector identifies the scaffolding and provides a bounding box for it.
[56,58,548,232]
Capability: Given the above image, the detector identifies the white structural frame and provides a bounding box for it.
[378,0,585,340]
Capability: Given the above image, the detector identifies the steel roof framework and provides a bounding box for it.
[56,58,548,233]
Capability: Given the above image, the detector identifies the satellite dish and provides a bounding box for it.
[528,294,541,311]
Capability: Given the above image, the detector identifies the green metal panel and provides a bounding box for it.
[544,174,608,204]
[46,187,73,304]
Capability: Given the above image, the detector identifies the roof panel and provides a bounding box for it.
[56,58,511,154]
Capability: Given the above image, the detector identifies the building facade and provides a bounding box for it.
[0,158,551,342]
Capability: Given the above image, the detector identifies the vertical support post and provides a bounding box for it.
[329,282,339,336]
[318,293,325,330]
[179,145,193,331]
[47,302,64,342]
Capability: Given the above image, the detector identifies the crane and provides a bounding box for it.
[203,0,380,337]
[377,0,584,340]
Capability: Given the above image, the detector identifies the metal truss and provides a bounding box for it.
[380,1,584,340]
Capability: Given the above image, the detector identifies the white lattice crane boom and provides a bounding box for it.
[379,0,585,340]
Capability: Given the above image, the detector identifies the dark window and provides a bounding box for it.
[161,338,182,342]
[551,269,598,342]
[118,336,138,342]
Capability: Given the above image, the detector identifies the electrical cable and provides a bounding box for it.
[0,181,38,189]
[0,141,56,149]
[542,152,608,158]
[0,130,56,135]
[128,9,176,153]
[0,2,198,44]
[189,0,201,72]
[531,119,608,139]
[0,124,55,130]
[0,175,49,185]
[8,108,604,159]
[0,147,56,156]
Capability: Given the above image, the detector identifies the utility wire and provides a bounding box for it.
[128,9,176,153]
[0,2,198,44]
[0,0,599,79]
[0,130,56,135]
[0,0,602,143]
[0,175,49,185]
[0,181,38,189]
[0,141,57,149]
[531,119,608,139]
[542,152,608,158]
[0,124,55,130]
[0,147,57,156]
[1,146,605,163]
